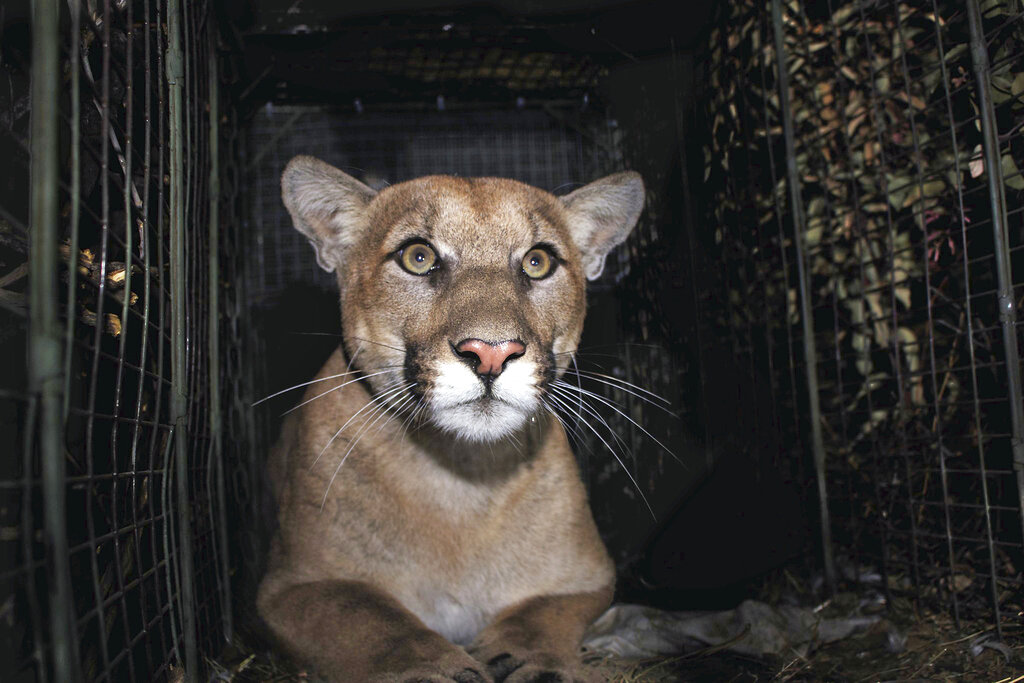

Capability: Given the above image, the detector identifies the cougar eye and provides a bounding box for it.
[399,241,437,276]
[522,246,555,280]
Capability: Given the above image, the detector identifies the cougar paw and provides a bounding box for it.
[474,650,593,683]
[378,648,492,683]
[401,669,490,683]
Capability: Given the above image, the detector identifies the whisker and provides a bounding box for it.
[544,391,654,519]
[398,395,426,441]
[547,381,626,440]
[555,356,596,455]
[348,335,406,353]
[311,381,413,469]
[545,390,633,465]
[321,388,411,509]
[320,405,393,508]
[553,378,627,410]
[551,352,623,367]
[546,388,635,464]
[505,428,524,457]
[251,366,402,407]
[282,369,402,416]
[365,391,417,454]
[376,392,416,438]
[542,398,593,458]
[552,351,622,362]
[348,342,364,370]
[551,382,680,465]
[560,368,672,406]
[570,342,666,353]
[557,370,678,421]
[409,397,430,432]
[568,354,587,434]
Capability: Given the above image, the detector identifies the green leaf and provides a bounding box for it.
[886,173,912,208]
[1002,154,1024,190]
[942,44,967,65]
[1012,73,1024,110]
[991,74,1013,105]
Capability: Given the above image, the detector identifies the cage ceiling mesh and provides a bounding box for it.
[246,20,608,104]
[366,40,604,93]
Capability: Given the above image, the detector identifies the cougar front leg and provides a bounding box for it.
[258,579,491,683]
[468,588,613,683]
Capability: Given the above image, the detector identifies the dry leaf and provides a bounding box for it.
[969,144,984,178]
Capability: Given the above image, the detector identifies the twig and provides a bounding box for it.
[0,262,27,288]
[682,624,753,659]
[856,665,911,682]
[776,647,814,682]
[907,646,948,679]
[937,627,992,647]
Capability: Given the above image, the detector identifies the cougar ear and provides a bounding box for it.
[281,155,377,272]
[561,171,645,280]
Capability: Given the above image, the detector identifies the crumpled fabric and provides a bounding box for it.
[582,600,880,659]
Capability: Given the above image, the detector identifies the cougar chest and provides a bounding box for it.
[389,454,544,645]
[401,524,544,645]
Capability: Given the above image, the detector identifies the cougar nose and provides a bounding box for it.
[454,339,526,376]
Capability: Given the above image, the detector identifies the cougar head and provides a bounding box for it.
[281,156,644,444]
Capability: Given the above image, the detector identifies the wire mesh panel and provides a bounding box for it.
[702,0,1024,636]
[0,0,233,679]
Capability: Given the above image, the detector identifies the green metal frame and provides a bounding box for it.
[208,18,234,645]
[167,0,200,675]
[770,0,837,595]
[29,1,80,680]
[966,0,1024,639]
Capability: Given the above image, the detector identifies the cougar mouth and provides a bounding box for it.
[405,343,547,443]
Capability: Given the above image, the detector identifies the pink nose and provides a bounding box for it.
[455,339,526,376]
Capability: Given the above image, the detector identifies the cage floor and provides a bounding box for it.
[206,601,1022,683]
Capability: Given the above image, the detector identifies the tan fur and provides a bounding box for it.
[258,157,644,682]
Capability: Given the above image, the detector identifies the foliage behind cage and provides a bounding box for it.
[1,0,236,680]
[701,0,1024,635]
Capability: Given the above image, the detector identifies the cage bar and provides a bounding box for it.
[208,20,233,645]
[62,0,82,426]
[966,0,1024,570]
[771,0,837,595]
[166,0,200,675]
[29,0,81,680]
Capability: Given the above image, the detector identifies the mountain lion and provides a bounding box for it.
[257,156,645,682]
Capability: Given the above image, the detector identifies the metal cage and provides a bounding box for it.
[1,1,235,680]
[701,0,1024,636]
[3,0,1023,680]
